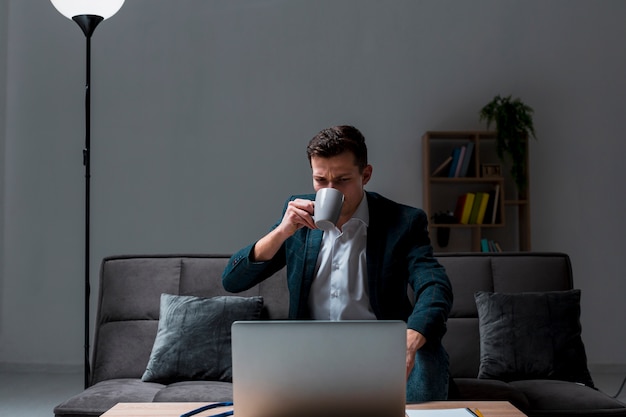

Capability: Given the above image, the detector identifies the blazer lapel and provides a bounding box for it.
[303,228,323,283]
[290,228,323,318]
[366,192,385,311]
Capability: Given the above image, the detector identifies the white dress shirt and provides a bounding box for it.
[309,194,377,320]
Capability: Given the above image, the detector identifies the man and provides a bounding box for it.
[222,125,453,401]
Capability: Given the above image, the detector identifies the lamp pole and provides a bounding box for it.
[50,0,125,390]
[73,14,102,390]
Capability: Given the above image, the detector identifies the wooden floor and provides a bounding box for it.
[0,368,624,417]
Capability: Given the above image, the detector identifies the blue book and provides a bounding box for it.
[448,147,462,177]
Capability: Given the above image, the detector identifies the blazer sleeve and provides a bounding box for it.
[221,242,286,293]
[405,210,453,343]
[221,196,303,293]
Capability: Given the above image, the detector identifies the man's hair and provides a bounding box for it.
[306,125,368,172]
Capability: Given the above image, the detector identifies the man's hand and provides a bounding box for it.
[276,198,316,236]
[406,329,427,379]
[252,199,315,262]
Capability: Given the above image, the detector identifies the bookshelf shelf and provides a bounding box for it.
[430,223,503,229]
[430,177,504,183]
[422,131,531,252]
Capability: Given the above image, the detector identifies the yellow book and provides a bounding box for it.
[476,192,490,224]
[460,193,475,224]
[468,192,483,224]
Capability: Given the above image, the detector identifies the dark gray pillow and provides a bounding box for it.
[142,294,263,384]
[474,289,594,387]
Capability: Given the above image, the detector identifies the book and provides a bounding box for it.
[483,188,496,224]
[454,145,466,177]
[481,238,502,252]
[475,192,490,224]
[453,194,467,223]
[459,192,475,224]
[431,155,453,177]
[458,141,474,177]
[448,147,462,177]
[490,184,501,224]
[468,192,484,224]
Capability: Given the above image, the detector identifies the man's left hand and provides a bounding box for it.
[406,329,426,379]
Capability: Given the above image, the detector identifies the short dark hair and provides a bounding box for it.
[306,125,368,172]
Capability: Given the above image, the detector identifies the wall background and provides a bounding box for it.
[1,0,625,370]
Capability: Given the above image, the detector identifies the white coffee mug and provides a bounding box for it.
[314,188,345,231]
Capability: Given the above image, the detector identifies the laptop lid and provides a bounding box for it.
[231,320,407,417]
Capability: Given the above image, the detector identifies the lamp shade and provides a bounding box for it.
[50,0,125,20]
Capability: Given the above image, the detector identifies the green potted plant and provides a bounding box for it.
[479,95,536,192]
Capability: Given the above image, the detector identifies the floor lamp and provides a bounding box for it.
[50,0,125,389]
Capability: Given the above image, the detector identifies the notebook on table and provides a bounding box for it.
[231,320,407,417]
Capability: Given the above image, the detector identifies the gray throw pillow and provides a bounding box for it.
[474,289,594,387]
[142,294,263,384]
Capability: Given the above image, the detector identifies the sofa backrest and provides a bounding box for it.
[90,252,574,385]
[437,252,573,379]
[90,254,289,385]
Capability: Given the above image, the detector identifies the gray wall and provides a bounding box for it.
[0,0,6,364]
[1,0,625,369]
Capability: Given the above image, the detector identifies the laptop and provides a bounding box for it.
[231,320,407,417]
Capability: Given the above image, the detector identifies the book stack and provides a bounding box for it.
[453,185,500,225]
[481,238,503,252]
[431,141,475,177]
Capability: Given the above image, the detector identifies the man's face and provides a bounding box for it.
[311,152,372,220]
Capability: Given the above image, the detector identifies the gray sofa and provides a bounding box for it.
[54,252,626,417]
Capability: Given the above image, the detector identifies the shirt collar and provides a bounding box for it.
[351,192,369,226]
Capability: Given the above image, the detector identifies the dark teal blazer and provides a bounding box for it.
[222,191,452,344]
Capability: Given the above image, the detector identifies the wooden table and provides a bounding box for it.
[101,401,526,417]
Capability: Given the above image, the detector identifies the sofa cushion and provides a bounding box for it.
[152,380,233,402]
[475,289,594,387]
[510,379,626,417]
[453,377,531,411]
[444,318,480,378]
[53,379,164,417]
[141,294,263,384]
